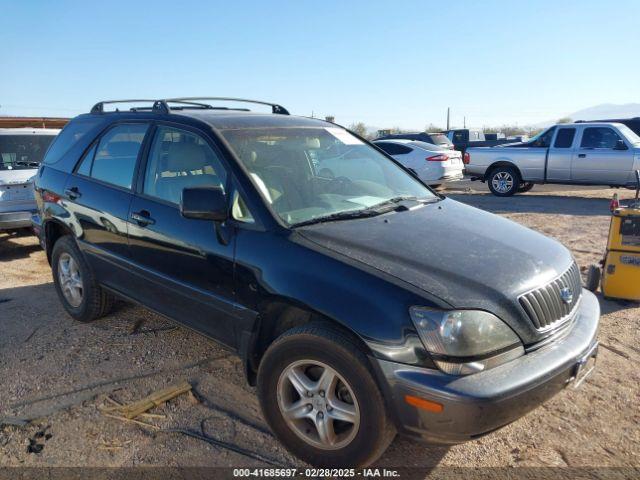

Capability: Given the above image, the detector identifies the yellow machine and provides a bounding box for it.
[586,171,640,301]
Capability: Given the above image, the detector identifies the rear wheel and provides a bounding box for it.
[257,324,395,467]
[585,264,601,292]
[51,236,114,322]
[517,182,535,193]
[487,166,520,196]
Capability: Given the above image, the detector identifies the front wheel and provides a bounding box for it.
[257,324,395,467]
[487,166,521,196]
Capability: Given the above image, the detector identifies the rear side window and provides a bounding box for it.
[428,134,452,146]
[42,118,102,165]
[77,123,149,189]
[580,127,622,149]
[376,142,412,155]
[554,128,576,148]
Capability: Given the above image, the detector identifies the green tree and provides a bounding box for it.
[557,117,572,124]
[348,122,367,138]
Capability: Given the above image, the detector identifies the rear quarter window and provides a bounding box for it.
[42,117,103,165]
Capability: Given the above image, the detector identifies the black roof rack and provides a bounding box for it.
[166,97,289,115]
[90,99,170,114]
[90,97,289,115]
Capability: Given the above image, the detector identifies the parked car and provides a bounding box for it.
[577,117,640,136]
[465,122,640,196]
[373,139,464,186]
[442,128,516,154]
[375,131,454,150]
[34,98,600,467]
[0,128,59,232]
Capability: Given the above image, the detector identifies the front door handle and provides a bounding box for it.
[131,210,155,226]
[64,187,81,199]
[578,153,586,158]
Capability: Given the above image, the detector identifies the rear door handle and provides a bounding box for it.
[130,210,155,226]
[578,154,586,158]
[64,187,81,199]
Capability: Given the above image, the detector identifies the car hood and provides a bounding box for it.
[297,198,574,343]
[0,169,37,185]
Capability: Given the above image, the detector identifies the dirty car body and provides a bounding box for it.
[33,99,599,463]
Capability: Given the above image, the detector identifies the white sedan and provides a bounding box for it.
[373,139,465,186]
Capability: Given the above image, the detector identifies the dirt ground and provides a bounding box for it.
[0,183,638,472]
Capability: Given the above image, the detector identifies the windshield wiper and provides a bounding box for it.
[292,208,385,228]
[292,196,435,228]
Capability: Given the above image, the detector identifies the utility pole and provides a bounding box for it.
[446,107,450,130]
[463,116,466,128]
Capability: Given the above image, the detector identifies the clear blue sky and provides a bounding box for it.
[2,0,639,129]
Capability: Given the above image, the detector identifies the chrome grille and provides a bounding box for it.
[518,263,582,331]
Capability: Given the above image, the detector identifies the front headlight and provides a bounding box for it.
[410,307,524,375]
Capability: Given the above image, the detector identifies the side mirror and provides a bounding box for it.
[614,139,628,151]
[180,186,228,221]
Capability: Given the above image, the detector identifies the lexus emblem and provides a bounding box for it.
[560,287,573,304]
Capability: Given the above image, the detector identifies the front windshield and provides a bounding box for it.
[0,135,56,170]
[221,126,437,226]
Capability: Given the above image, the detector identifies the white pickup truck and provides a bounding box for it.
[465,122,640,196]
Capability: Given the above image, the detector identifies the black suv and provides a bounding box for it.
[34,98,600,467]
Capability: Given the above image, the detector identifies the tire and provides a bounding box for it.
[585,264,601,292]
[51,235,114,322]
[257,324,396,467]
[487,166,520,196]
[517,182,535,193]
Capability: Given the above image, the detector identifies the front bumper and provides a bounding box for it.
[377,289,600,444]
[0,210,35,230]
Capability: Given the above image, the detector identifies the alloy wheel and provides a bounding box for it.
[58,253,83,307]
[492,171,514,193]
[277,359,360,450]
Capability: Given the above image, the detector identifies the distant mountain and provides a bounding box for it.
[533,103,640,127]
[567,103,640,121]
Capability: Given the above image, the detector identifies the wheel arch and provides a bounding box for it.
[484,160,522,181]
[43,219,75,264]
[242,296,375,386]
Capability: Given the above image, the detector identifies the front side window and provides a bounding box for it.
[221,126,436,226]
[0,135,57,170]
[143,126,227,205]
[554,128,576,148]
[580,127,623,149]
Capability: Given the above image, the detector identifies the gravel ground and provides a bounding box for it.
[0,184,638,471]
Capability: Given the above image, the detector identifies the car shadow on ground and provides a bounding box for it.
[447,193,612,217]
[597,293,640,315]
[375,436,449,470]
[0,232,41,262]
